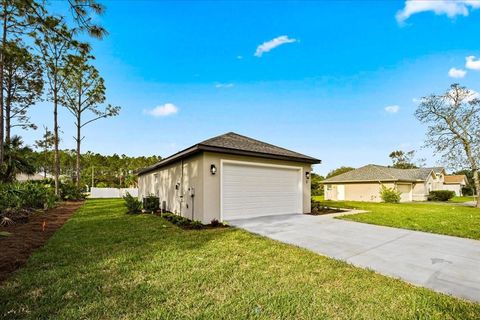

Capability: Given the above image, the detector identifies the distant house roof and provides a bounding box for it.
[430,167,446,175]
[322,164,436,184]
[137,132,321,175]
[444,175,467,185]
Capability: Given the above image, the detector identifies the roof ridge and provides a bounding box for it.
[371,165,396,180]
[199,132,314,159]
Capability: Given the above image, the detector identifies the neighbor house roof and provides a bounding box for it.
[430,167,446,175]
[137,132,321,175]
[322,164,435,184]
[444,175,467,185]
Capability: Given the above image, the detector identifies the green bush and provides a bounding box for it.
[123,192,142,214]
[161,212,206,229]
[428,190,455,202]
[60,183,86,201]
[461,186,474,196]
[0,182,58,224]
[380,185,401,203]
[0,182,57,212]
[143,195,159,212]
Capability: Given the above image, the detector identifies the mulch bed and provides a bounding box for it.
[0,201,84,283]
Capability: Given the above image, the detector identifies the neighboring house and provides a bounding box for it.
[323,164,445,202]
[443,175,468,196]
[137,132,321,223]
[16,172,53,182]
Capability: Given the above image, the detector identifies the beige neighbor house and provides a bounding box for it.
[137,132,321,223]
[322,164,462,202]
[443,175,468,196]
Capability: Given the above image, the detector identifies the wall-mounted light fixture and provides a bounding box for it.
[210,164,217,175]
[305,172,310,180]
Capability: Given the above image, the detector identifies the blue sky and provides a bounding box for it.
[21,1,480,175]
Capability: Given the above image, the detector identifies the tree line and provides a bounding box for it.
[25,146,160,188]
[0,0,119,194]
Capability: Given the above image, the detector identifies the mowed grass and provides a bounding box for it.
[314,196,480,240]
[449,196,477,203]
[1,199,479,319]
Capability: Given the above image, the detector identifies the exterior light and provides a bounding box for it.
[305,172,310,180]
[210,164,217,175]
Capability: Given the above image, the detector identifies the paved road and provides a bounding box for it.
[230,213,480,303]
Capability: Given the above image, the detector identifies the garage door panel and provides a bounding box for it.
[222,162,301,220]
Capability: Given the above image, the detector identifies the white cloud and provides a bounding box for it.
[465,55,480,70]
[236,55,243,60]
[396,0,480,23]
[215,83,234,88]
[448,67,467,78]
[254,35,297,57]
[145,103,178,117]
[385,105,400,113]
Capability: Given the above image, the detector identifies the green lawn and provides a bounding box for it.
[313,196,480,240]
[449,196,476,203]
[1,199,479,319]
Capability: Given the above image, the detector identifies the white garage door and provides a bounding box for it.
[222,162,302,220]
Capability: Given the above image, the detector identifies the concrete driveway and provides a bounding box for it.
[229,213,480,303]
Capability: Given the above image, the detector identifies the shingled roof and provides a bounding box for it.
[322,164,436,183]
[137,132,320,175]
[444,175,467,184]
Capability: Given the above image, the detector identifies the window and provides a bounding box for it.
[327,185,332,191]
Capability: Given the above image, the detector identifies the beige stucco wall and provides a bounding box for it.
[138,154,204,221]
[139,151,313,223]
[412,181,428,201]
[324,182,420,202]
[443,184,462,196]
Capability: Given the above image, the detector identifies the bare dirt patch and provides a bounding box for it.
[0,201,84,283]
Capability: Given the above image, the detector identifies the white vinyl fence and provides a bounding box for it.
[89,187,138,198]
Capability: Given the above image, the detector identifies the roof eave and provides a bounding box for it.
[136,145,201,175]
[198,144,321,164]
[137,144,321,176]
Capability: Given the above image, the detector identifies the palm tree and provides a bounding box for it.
[0,135,36,183]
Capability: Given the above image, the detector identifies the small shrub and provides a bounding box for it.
[123,192,142,214]
[380,185,401,203]
[161,212,205,229]
[0,182,57,212]
[143,195,160,212]
[190,220,203,229]
[428,190,455,202]
[210,219,220,227]
[60,183,86,201]
[176,217,190,226]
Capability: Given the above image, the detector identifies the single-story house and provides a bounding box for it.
[322,164,446,202]
[443,175,468,196]
[137,132,321,223]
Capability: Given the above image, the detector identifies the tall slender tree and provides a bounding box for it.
[3,40,43,143]
[415,84,480,208]
[35,17,74,195]
[34,126,54,178]
[1,0,107,165]
[61,53,120,187]
[0,0,39,165]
